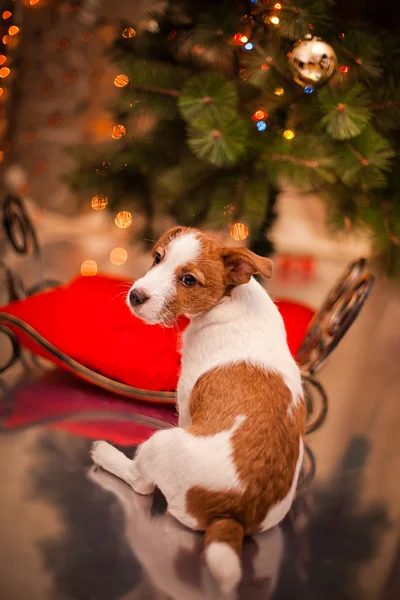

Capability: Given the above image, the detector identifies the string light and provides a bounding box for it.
[114,74,129,87]
[234,33,248,44]
[252,110,267,120]
[193,44,206,54]
[261,63,269,70]
[0,67,10,78]
[283,129,295,140]
[0,55,6,65]
[81,260,97,277]
[256,120,267,131]
[244,42,254,50]
[270,17,280,25]
[2,35,10,45]
[274,87,284,96]
[64,71,77,83]
[8,26,20,36]
[30,0,41,5]
[0,88,3,97]
[81,32,93,42]
[110,124,126,139]
[224,204,235,216]
[91,194,108,210]
[34,160,47,174]
[2,11,12,19]
[122,27,136,38]
[273,2,282,8]
[340,65,349,73]
[115,211,133,228]
[110,247,128,266]
[304,85,314,93]
[47,114,60,128]
[57,39,69,50]
[230,222,249,241]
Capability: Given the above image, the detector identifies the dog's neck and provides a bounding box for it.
[186,277,280,330]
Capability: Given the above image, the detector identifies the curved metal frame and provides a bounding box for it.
[1,194,60,304]
[0,324,21,374]
[297,259,374,375]
[296,258,374,438]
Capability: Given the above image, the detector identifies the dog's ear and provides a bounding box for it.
[221,247,273,285]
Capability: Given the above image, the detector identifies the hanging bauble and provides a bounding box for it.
[289,35,337,87]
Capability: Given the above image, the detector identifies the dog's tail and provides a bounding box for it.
[205,518,244,594]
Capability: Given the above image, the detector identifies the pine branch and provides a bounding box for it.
[345,142,370,166]
[129,83,180,97]
[382,204,400,246]
[263,153,320,168]
[367,100,400,111]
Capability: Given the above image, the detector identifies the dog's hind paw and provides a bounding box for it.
[90,440,114,469]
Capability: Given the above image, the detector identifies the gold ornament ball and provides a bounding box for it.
[230,222,249,241]
[115,210,132,228]
[110,124,126,139]
[122,27,136,39]
[289,35,337,87]
[110,247,128,266]
[91,194,108,210]
[114,74,129,88]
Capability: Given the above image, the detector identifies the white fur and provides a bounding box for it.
[205,542,241,595]
[127,232,201,323]
[91,415,245,531]
[92,231,304,591]
[178,277,302,427]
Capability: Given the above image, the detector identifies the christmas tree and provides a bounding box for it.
[66,0,400,272]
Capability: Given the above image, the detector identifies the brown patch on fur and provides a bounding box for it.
[221,247,273,285]
[165,234,228,317]
[151,227,274,320]
[205,519,244,555]
[186,365,306,537]
[153,226,193,256]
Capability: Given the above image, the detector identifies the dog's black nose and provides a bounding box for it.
[129,289,149,307]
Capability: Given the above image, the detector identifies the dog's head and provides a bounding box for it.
[127,226,272,325]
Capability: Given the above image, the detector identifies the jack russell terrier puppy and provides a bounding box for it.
[91,226,306,594]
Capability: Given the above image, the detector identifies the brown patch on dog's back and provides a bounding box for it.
[186,365,306,535]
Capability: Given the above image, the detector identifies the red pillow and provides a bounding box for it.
[0,275,314,402]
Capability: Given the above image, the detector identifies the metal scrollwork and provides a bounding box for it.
[299,258,374,436]
[297,259,374,375]
[2,194,40,257]
[1,195,59,303]
[0,324,21,374]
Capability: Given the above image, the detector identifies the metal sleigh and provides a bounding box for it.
[0,194,374,444]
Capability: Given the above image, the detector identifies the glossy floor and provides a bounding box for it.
[0,363,399,600]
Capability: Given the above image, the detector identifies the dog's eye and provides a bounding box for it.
[181,274,197,287]
[153,252,162,266]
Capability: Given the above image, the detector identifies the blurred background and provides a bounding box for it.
[0,1,399,599]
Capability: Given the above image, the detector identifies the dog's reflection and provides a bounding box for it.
[89,468,284,600]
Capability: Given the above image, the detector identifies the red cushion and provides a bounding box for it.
[0,275,314,402]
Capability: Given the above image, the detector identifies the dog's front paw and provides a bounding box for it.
[90,440,114,469]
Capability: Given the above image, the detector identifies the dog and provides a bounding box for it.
[91,226,306,593]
